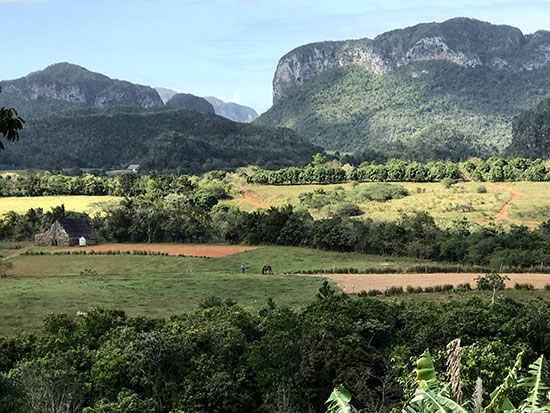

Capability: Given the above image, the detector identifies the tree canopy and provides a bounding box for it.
[0,86,24,150]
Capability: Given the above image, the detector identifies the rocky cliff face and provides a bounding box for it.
[1,63,163,117]
[273,18,550,102]
[204,97,258,122]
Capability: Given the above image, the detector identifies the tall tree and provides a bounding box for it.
[0,86,25,150]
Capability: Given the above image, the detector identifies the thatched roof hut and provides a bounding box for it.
[35,218,96,247]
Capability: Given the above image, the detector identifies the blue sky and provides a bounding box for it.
[2,0,550,113]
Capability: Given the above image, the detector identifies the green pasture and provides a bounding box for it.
[0,195,122,215]
[224,181,550,226]
[0,246,427,335]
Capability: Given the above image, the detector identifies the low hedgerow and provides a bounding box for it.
[385,286,404,296]
[514,283,535,290]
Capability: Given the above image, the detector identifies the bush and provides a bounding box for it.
[351,182,409,202]
[80,268,98,276]
[514,283,534,290]
[367,289,383,296]
[456,283,472,291]
[385,286,404,296]
[476,185,487,193]
[322,202,363,217]
[545,284,550,291]
[424,286,434,293]
[441,177,456,188]
[198,296,223,308]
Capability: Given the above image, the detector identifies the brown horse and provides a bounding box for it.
[262,265,273,275]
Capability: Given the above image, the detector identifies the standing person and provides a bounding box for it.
[241,264,245,273]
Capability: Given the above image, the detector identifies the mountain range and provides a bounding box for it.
[255,17,550,155]
[0,63,258,122]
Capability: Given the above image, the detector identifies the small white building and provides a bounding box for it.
[127,164,140,173]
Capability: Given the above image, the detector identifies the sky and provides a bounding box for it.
[2,0,550,114]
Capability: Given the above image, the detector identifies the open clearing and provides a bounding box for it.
[0,195,122,214]
[57,244,258,257]
[300,272,550,292]
[222,181,550,227]
[0,246,427,334]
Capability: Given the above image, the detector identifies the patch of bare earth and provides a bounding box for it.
[57,244,258,258]
[297,273,550,292]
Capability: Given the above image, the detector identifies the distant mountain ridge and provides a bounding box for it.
[165,93,215,114]
[0,63,163,118]
[154,88,259,121]
[0,63,259,122]
[273,17,550,102]
[204,97,258,122]
[155,87,178,104]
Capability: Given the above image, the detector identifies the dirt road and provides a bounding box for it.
[489,183,528,223]
[240,187,269,209]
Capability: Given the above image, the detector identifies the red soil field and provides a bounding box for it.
[58,244,258,258]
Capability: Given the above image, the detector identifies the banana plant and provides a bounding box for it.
[326,384,358,413]
[326,350,550,413]
[516,356,550,413]
[403,350,550,413]
[404,350,468,413]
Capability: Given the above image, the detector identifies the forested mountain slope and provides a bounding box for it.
[256,18,550,155]
[0,107,321,173]
[508,96,550,158]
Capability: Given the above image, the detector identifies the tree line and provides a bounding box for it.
[1,290,550,412]
[4,198,550,269]
[0,171,203,197]
[247,157,550,185]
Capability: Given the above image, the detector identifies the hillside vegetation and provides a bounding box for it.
[256,61,550,154]
[508,95,550,157]
[165,93,215,113]
[0,106,321,172]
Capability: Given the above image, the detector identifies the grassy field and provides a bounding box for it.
[223,181,550,227]
[0,245,427,334]
[0,195,122,215]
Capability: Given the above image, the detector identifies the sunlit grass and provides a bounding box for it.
[0,195,122,215]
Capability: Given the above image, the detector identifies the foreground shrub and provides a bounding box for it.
[385,286,404,296]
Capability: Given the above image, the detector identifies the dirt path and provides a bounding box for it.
[240,187,269,209]
[489,183,527,223]
[297,272,550,292]
[57,244,258,257]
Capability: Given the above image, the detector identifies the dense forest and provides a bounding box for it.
[0,107,321,173]
[508,96,550,158]
[2,291,550,412]
[256,61,550,154]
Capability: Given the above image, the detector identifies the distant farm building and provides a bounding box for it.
[35,218,97,247]
[127,164,140,173]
